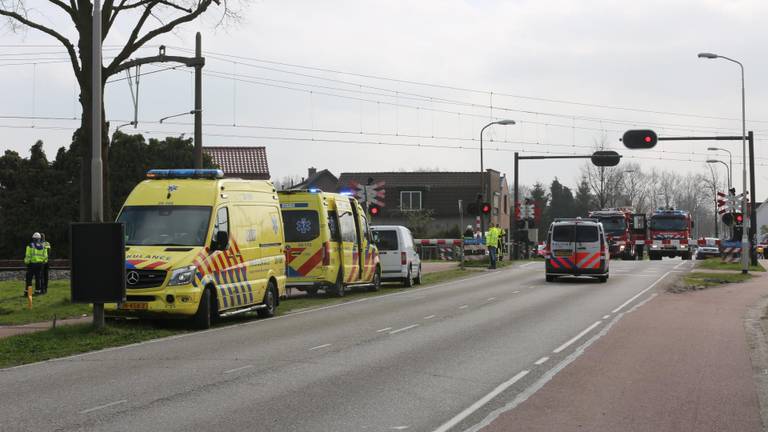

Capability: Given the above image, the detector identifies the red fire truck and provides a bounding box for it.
[647,208,693,260]
[588,208,646,260]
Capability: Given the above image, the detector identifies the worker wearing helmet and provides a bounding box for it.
[23,232,48,296]
[485,223,501,269]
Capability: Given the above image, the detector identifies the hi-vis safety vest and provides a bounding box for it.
[24,242,48,264]
[485,228,500,247]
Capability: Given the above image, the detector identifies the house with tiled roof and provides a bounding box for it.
[292,167,339,191]
[203,146,270,180]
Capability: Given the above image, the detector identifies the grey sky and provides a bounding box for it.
[1,0,766,197]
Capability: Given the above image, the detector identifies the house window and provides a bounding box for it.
[400,191,422,211]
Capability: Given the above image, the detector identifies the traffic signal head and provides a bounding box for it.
[369,205,380,217]
[591,150,621,167]
[734,213,744,225]
[722,213,733,226]
[622,129,658,149]
[481,203,492,214]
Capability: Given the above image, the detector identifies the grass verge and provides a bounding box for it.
[696,258,765,272]
[0,321,181,369]
[0,267,475,368]
[0,280,91,325]
[669,271,753,293]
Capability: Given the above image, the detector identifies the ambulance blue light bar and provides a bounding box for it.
[146,169,224,179]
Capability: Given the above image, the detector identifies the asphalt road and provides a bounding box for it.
[0,258,690,432]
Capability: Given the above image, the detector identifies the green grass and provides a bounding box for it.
[0,321,181,368]
[682,271,753,289]
[0,267,476,368]
[0,280,91,325]
[462,258,522,268]
[696,258,766,272]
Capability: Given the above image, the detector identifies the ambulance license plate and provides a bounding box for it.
[120,302,148,310]
[554,250,572,257]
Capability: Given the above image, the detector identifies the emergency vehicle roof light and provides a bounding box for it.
[308,188,320,193]
[339,191,354,196]
[146,169,224,179]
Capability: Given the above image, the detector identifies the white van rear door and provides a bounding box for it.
[375,229,401,273]
[574,225,601,270]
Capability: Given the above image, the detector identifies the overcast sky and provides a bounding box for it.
[1,0,767,198]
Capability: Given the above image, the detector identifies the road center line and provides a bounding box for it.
[389,324,419,335]
[674,260,687,269]
[512,290,520,294]
[309,344,331,351]
[553,321,602,354]
[79,399,127,414]
[602,314,610,319]
[534,357,549,365]
[432,370,529,432]
[376,327,393,333]
[458,305,469,309]
[223,364,254,374]
[611,271,671,314]
[424,315,436,320]
[487,297,496,301]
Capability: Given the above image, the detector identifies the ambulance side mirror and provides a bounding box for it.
[214,231,229,251]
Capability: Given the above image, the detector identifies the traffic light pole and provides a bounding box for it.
[513,152,519,260]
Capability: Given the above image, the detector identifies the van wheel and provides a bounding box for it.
[334,269,346,297]
[368,266,381,292]
[414,265,422,285]
[257,282,277,318]
[192,288,212,330]
[305,288,318,297]
[598,276,608,283]
[403,266,414,288]
[546,275,555,282]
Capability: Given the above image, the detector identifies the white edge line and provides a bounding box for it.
[534,357,549,365]
[389,324,419,335]
[602,314,610,319]
[512,290,521,294]
[462,294,658,432]
[432,370,529,432]
[223,364,254,374]
[674,260,686,269]
[487,297,496,301]
[3,266,509,371]
[611,271,671,314]
[79,399,127,414]
[309,344,331,351]
[458,305,469,309]
[376,327,393,333]
[424,315,436,320]
[552,321,602,354]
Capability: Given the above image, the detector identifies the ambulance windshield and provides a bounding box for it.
[118,205,212,246]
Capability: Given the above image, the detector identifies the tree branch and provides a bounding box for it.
[47,0,75,19]
[106,0,215,76]
[114,0,192,13]
[0,9,81,84]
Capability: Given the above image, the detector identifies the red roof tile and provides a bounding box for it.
[203,146,270,179]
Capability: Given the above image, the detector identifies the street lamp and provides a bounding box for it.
[698,52,749,274]
[706,159,731,189]
[707,147,733,188]
[479,119,515,237]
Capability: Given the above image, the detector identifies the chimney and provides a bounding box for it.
[308,167,317,177]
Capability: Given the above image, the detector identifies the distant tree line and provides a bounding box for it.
[0,132,214,259]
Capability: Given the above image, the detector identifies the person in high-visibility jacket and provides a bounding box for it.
[24,232,48,296]
[40,233,51,294]
[485,224,501,269]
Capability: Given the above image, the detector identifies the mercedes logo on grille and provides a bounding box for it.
[126,271,140,286]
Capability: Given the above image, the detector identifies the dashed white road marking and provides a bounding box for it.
[376,327,393,333]
[534,357,549,365]
[389,324,419,335]
[553,321,602,354]
[458,305,469,310]
[674,261,687,269]
[602,314,610,319]
[487,297,496,302]
[79,399,127,414]
[309,344,331,351]
[611,271,671,314]
[432,370,529,432]
[520,262,536,267]
[512,290,521,294]
[424,315,436,320]
[391,426,410,430]
[223,364,254,374]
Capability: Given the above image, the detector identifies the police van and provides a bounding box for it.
[545,218,610,283]
[106,169,287,329]
[278,189,380,296]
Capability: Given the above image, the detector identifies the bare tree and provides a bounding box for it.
[582,136,619,208]
[0,0,237,220]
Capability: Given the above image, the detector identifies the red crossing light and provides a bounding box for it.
[481,203,492,214]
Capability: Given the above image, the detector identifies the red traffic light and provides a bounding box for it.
[644,136,652,143]
[481,203,492,214]
[735,213,743,224]
[369,205,380,216]
[622,129,658,149]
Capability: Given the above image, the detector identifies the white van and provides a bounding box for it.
[545,218,610,283]
[372,225,422,287]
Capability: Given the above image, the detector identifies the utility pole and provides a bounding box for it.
[513,152,519,260]
[92,0,105,329]
[748,131,757,265]
[194,32,203,169]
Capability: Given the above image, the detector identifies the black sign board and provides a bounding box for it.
[70,223,126,303]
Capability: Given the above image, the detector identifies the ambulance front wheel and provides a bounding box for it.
[598,275,608,283]
[333,269,346,297]
[192,288,212,330]
[258,281,277,318]
[546,275,555,282]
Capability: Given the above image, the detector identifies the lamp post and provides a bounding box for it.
[707,164,719,238]
[479,119,515,238]
[707,147,733,188]
[706,159,731,190]
[698,52,749,274]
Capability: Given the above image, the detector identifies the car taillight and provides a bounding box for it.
[401,251,407,265]
[600,240,606,259]
[322,241,331,266]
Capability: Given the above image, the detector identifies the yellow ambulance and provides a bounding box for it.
[106,169,286,329]
[278,190,380,296]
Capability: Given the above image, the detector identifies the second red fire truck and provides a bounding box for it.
[587,208,647,260]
